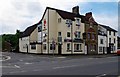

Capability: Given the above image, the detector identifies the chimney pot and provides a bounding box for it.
[72,6,79,15]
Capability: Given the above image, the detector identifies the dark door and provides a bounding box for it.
[107,47,111,54]
[58,44,62,55]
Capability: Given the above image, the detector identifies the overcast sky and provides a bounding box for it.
[0,0,119,34]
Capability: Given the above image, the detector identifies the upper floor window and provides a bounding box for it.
[109,31,111,35]
[92,34,96,40]
[78,32,81,38]
[88,33,91,39]
[38,24,42,32]
[114,38,116,43]
[58,18,61,23]
[66,19,72,27]
[58,32,61,36]
[100,39,103,44]
[67,32,70,37]
[114,32,116,36]
[76,19,80,26]
[109,38,111,43]
[74,31,81,38]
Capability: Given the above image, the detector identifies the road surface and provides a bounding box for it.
[1,52,120,76]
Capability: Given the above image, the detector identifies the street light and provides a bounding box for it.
[52,38,55,57]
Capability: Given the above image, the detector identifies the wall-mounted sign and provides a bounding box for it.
[44,19,46,29]
[38,23,42,32]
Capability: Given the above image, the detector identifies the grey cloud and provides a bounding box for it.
[27,2,42,14]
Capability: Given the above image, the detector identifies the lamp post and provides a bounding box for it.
[52,38,55,57]
[83,33,87,54]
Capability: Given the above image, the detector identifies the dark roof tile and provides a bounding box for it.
[100,24,117,32]
[20,23,38,38]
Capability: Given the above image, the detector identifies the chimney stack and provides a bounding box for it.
[72,6,79,15]
[85,12,92,17]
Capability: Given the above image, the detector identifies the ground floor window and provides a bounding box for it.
[110,45,114,51]
[50,44,55,50]
[74,44,82,52]
[31,44,36,49]
[113,46,116,51]
[67,43,70,51]
[43,44,46,50]
[99,47,102,52]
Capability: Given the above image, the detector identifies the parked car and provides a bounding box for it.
[117,49,120,56]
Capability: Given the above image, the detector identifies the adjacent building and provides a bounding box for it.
[19,23,42,54]
[101,25,117,54]
[98,24,107,54]
[84,12,98,55]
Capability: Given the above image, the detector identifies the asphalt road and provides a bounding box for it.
[1,52,120,76]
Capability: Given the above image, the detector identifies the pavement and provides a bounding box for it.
[1,51,120,76]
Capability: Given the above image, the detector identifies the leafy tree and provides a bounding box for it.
[2,29,20,52]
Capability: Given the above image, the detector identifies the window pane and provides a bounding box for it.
[31,45,36,49]
[67,32,70,37]
[77,44,79,50]
[50,44,52,50]
[78,32,81,38]
[109,38,111,43]
[58,32,61,36]
[67,43,70,50]
[88,33,91,39]
[109,31,111,35]
[43,44,46,50]
[114,38,116,43]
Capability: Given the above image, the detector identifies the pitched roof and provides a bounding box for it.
[100,24,117,32]
[20,23,38,38]
[41,7,85,23]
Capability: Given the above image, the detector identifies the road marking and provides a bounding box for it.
[0,55,11,61]
[0,66,17,68]
[19,60,23,61]
[57,57,66,59]
[25,62,33,65]
[14,65,20,68]
[53,65,79,69]
[9,70,26,74]
[96,74,107,77]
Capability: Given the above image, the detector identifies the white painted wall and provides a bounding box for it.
[98,25,107,54]
[98,35,107,54]
[19,36,30,53]
[107,30,117,53]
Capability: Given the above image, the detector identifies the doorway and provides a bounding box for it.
[58,44,62,55]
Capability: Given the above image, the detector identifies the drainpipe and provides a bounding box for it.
[71,20,73,54]
[48,8,49,54]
